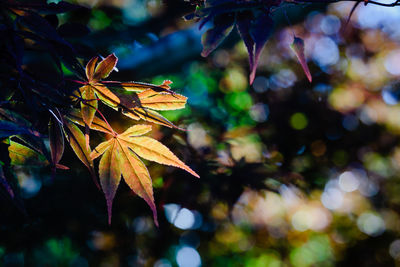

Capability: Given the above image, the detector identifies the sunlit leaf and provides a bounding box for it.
[66,109,113,134]
[124,108,179,129]
[90,125,199,225]
[85,56,98,83]
[104,80,174,94]
[92,54,118,82]
[80,85,98,126]
[8,140,48,166]
[99,140,122,225]
[120,124,152,137]
[119,144,157,227]
[137,90,187,111]
[77,55,186,128]
[63,119,99,189]
[119,136,199,178]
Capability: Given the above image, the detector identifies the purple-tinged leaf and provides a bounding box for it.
[237,14,255,82]
[201,15,235,57]
[0,121,40,139]
[290,36,312,83]
[18,11,71,48]
[9,1,83,15]
[249,13,273,84]
[58,22,90,38]
[0,108,32,128]
[0,165,14,198]
[49,116,64,169]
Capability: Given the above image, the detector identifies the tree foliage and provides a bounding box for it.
[2,0,400,266]
[0,0,198,226]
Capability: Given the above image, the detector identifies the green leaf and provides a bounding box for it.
[8,140,48,166]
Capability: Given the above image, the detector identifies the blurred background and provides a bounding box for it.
[2,0,400,266]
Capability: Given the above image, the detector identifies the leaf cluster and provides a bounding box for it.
[185,0,311,83]
[0,1,198,225]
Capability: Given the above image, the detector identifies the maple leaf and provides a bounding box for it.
[74,54,185,129]
[90,125,199,225]
[63,118,99,189]
[290,36,312,83]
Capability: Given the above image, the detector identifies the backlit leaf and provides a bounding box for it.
[66,109,113,134]
[120,136,199,178]
[8,140,48,166]
[64,119,99,189]
[137,90,187,111]
[99,140,122,225]
[124,108,179,129]
[85,56,99,82]
[90,124,199,225]
[92,54,118,82]
[119,144,158,227]
[80,85,98,126]
[104,80,174,94]
[120,125,152,137]
[90,83,120,109]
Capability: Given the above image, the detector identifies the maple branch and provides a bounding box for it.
[293,0,400,6]
[64,78,87,85]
